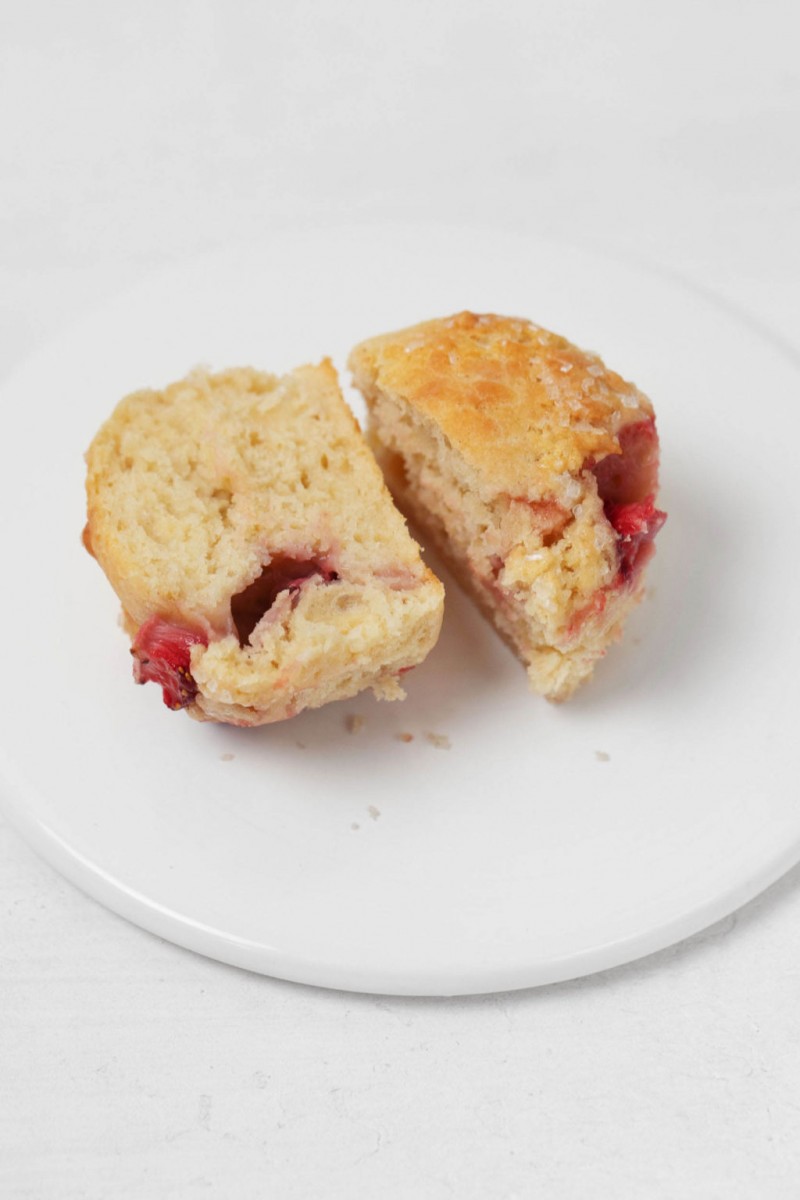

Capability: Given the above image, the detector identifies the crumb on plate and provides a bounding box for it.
[425,731,451,750]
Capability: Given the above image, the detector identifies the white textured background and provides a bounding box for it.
[2,2,799,1196]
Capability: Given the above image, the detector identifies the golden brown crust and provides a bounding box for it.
[348,311,654,497]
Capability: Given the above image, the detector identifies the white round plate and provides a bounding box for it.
[1,224,798,996]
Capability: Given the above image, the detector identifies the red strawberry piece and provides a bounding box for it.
[131,617,208,710]
[605,496,667,582]
[568,418,668,636]
[592,418,661,508]
[591,417,667,584]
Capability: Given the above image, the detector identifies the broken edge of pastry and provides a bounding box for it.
[348,312,666,701]
[84,361,444,725]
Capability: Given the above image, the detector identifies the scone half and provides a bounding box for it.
[84,361,444,725]
[348,312,666,701]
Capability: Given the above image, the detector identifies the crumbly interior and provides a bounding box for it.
[361,387,627,699]
[349,313,660,701]
[85,363,444,724]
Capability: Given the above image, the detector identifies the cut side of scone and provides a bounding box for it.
[84,362,444,725]
[348,312,666,701]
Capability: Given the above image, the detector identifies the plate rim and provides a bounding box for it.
[2,756,799,996]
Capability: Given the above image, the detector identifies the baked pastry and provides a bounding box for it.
[84,362,444,724]
[348,312,666,700]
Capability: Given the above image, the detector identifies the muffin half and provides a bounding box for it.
[349,312,665,700]
[84,362,444,724]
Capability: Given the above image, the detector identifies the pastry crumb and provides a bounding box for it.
[595,750,610,762]
[368,805,381,821]
[346,714,365,734]
[219,752,235,762]
[425,731,451,750]
[395,732,414,743]
[351,822,360,831]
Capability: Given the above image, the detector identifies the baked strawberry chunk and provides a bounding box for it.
[230,556,339,646]
[131,618,208,710]
[592,419,660,507]
[605,496,667,582]
[591,418,667,584]
[568,419,667,637]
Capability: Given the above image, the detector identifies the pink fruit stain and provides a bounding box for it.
[511,497,571,547]
[131,618,208,710]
